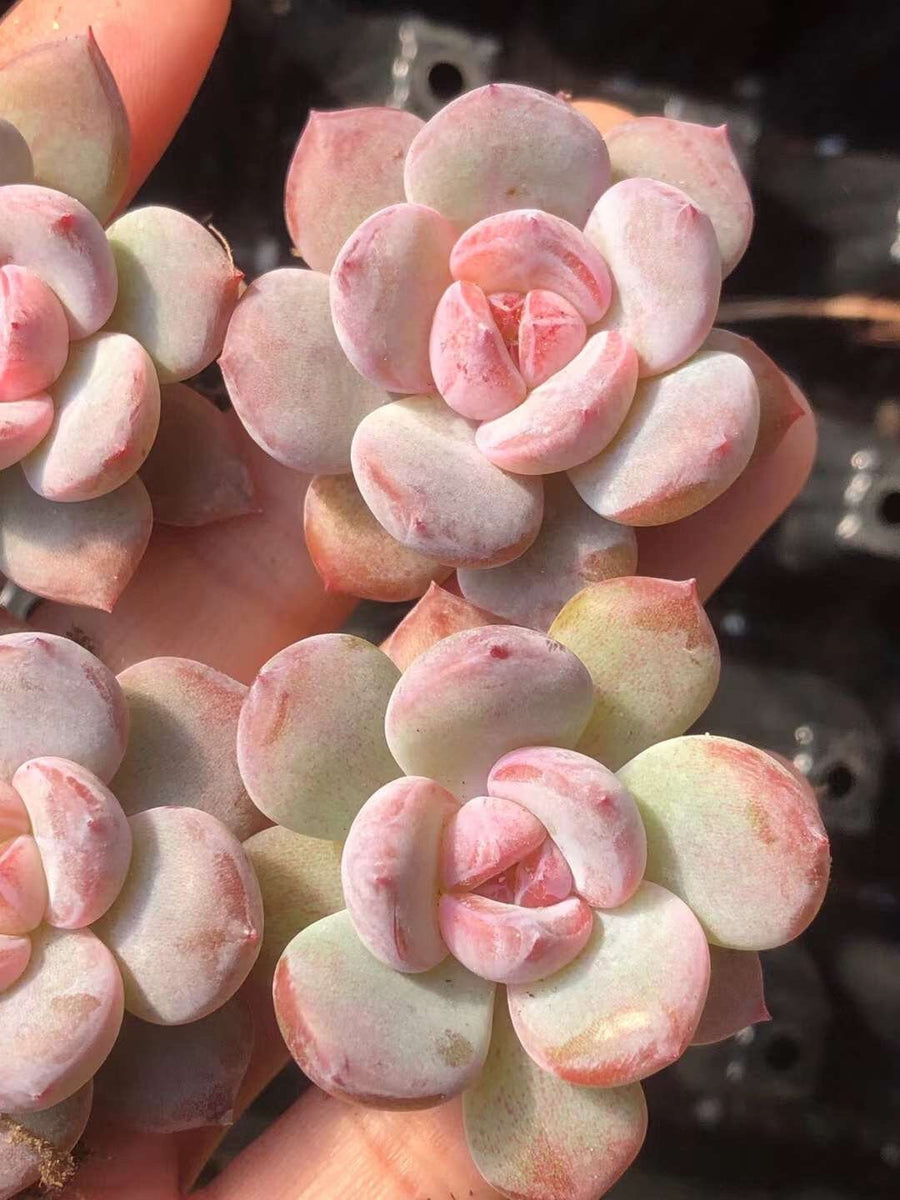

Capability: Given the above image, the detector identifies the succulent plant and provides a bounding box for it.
[0,32,245,613]
[222,85,804,627]
[237,575,830,1200]
[0,632,264,1198]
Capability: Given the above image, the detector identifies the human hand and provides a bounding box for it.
[1,1,816,1195]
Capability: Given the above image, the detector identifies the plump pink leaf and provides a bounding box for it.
[0,471,153,611]
[619,735,831,950]
[351,394,543,568]
[304,472,451,603]
[0,783,28,842]
[274,909,494,1108]
[380,581,501,671]
[0,925,123,1111]
[463,999,647,1200]
[488,745,646,909]
[13,758,131,930]
[221,268,389,474]
[140,383,258,527]
[243,827,344,985]
[439,893,592,984]
[0,836,46,935]
[285,107,424,273]
[342,776,458,972]
[0,32,129,223]
[0,1082,92,1200]
[113,657,264,841]
[451,209,612,325]
[0,934,31,993]
[605,116,753,276]
[429,281,526,420]
[0,118,32,185]
[238,634,401,841]
[105,206,241,384]
[0,185,117,339]
[384,624,593,800]
[330,204,456,393]
[92,999,253,1134]
[548,577,720,770]
[510,881,710,1086]
[404,83,610,232]
[0,394,53,469]
[0,265,68,403]
[704,327,805,460]
[513,838,573,907]
[0,632,128,783]
[458,474,637,633]
[441,795,545,891]
[569,349,760,526]
[518,289,587,388]
[22,332,160,502]
[585,178,720,376]
[94,807,262,1025]
[477,329,638,475]
[692,946,770,1045]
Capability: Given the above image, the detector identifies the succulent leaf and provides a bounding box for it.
[605,116,753,276]
[619,736,830,950]
[404,83,610,232]
[221,268,389,474]
[0,32,129,223]
[274,909,495,1108]
[463,999,647,1200]
[384,624,593,800]
[304,472,451,603]
[113,657,265,841]
[0,470,153,611]
[238,634,401,841]
[285,107,424,273]
[549,577,720,770]
[351,394,544,568]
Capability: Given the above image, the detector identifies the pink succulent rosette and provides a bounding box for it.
[0,633,265,1199]
[222,84,804,627]
[0,34,245,613]
[238,576,830,1200]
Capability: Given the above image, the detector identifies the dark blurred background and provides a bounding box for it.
[116,0,900,1194]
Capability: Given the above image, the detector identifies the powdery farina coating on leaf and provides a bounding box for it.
[620,736,831,950]
[237,634,401,842]
[13,757,132,929]
[113,656,266,842]
[93,806,263,1025]
[604,116,753,277]
[0,926,123,1112]
[384,624,594,799]
[0,265,68,403]
[21,331,161,503]
[0,632,128,783]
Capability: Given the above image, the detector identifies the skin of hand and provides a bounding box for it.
[0,2,818,1196]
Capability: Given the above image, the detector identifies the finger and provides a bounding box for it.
[30,418,354,683]
[637,386,816,597]
[0,0,230,200]
[200,1092,498,1200]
